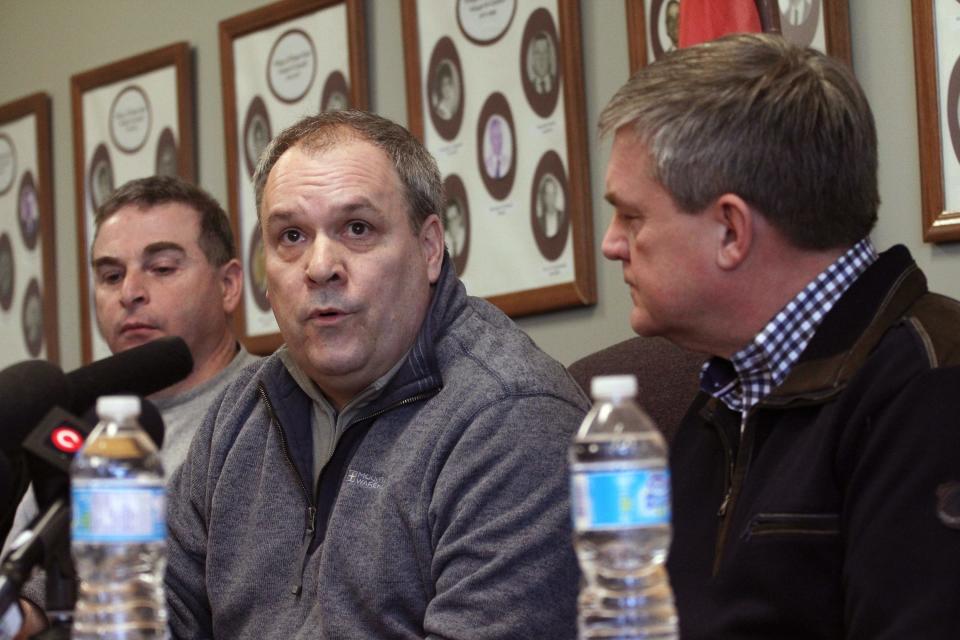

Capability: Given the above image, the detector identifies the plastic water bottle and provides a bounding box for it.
[70,396,168,639]
[569,375,678,639]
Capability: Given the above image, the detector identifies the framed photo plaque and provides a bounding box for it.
[220,0,367,354]
[402,0,596,318]
[71,42,195,362]
[625,0,851,73]
[0,93,59,366]
[912,0,960,243]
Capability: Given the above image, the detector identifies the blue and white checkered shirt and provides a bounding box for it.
[701,237,878,415]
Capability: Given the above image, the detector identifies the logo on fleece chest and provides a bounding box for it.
[345,468,385,490]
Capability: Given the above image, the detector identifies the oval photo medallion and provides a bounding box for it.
[0,133,16,196]
[649,0,681,61]
[109,85,152,154]
[947,54,960,166]
[457,0,517,45]
[529,151,569,262]
[18,171,40,251]
[243,96,272,179]
[442,174,470,276]
[476,93,517,201]
[248,226,271,313]
[88,143,114,212]
[0,233,14,312]
[22,277,43,357]
[427,37,466,141]
[267,29,318,104]
[155,127,179,177]
[321,71,351,112]
[520,8,562,118]
[778,0,821,48]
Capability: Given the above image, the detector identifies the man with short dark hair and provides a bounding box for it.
[164,110,587,639]
[600,33,960,638]
[89,176,260,468]
[7,176,260,637]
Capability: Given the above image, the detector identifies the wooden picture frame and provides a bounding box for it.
[71,42,195,363]
[0,92,59,365]
[402,0,596,318]
[626,0,851,73]
[912,0,960,243]
[220,0,368,354]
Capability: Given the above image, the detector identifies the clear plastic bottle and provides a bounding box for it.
[570,375,678,639]
[70,395,168,639]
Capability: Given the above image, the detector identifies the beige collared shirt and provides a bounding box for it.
[278,346,407,487]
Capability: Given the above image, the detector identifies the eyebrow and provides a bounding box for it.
[264,198,383,226]
[91,241,186,269]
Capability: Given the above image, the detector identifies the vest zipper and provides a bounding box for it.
[346,389,439,428]
[258,383,316,596]
[712,409,757,576]
[257,383,439,596]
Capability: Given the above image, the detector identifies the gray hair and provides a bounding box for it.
[253,110,443,231]
[599,33,879,250]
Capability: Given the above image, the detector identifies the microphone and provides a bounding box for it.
[0,337,186,537]
[0,360,68,456]
[24,400,165,508]
[64,335,193,415]
[0,336,191,449]
[0,401,167,621]
[0,361,67,540]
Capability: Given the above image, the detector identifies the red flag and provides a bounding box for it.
[678,0,762,48]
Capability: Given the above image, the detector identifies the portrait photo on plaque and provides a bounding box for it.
[520,8,562,118]
[0,92,58,366]
[530,150,569,263]
[155,126,179,177]
[220,0,368,353]
[18,170,40,250]
[320,70,352,112]
[242,96,273,178]
[403,0,595,317]
[912,0,960,242]
[442,173,471,275]
[71,42,195,362]
[0,232,14,312]
[477,93,517,199]
[427,37,465,140]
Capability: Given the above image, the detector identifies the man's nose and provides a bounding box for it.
[305,237,345,285]
[601,217,628,262]
[120,270,149,307]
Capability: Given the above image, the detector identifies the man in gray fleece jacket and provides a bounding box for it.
[165,110,589,639]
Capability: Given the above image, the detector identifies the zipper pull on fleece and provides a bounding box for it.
[290,506,318,596]
[718,486,733,517]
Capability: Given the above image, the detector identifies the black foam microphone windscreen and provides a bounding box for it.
[0,360,69,454]
[65,335,193,415]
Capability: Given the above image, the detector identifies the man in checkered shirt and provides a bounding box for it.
[600,33,960,639]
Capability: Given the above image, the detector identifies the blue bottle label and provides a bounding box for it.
[71,480,165,543]
[572,468,671,530]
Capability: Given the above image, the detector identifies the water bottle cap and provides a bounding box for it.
[590,375,638,400]
[96,395,141,421]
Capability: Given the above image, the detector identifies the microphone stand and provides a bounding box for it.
[32,531,74,640]
[0,499,75,640]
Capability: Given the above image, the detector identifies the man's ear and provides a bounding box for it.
[711,193,754,271]
[419,214,446,284]
[219,258,244,314]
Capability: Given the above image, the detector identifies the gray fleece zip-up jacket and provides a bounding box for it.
[165,258,589,639]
